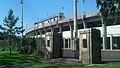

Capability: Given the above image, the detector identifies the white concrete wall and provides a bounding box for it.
[96,25,120,37]
[63,31,71,39]
[62,25,120,39]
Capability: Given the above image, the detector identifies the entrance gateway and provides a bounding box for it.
[79,28,101,64]
[46,28,101,64]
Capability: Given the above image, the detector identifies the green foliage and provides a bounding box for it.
[0,32,5,40]
[33,49,45,58]
[19,36,36,54]
[96,0,120,18]
[0,36,46,58]
[18,36,45,59]
[33,37,45,58]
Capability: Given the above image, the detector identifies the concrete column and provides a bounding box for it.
[40,30,42,38]
[44,29,47,47]
[67,20,74,49]
[101,16,107,50]
[59,25,62,33]
[35,30,38,38]
[48,27,54,58]
[68,38,70,48]
[69,23,74,49]
[63,38,65,48]
[110,35,113,50]
[59,25,63,50]
[44,29,47,58]
[82,15,86,29]
[39,30,42,47]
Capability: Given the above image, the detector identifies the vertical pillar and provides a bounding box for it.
[44,28,47,49]
[30,33,31,37]
[68,22,73,49]
[63,38,65,48]
[35,30,38,38]
[44,28,47,59]
[50,27,54,52]
[68,38,70,48]
[82,15,86,29]
[73,0,78,50]
[110,35,113,50]
[39,30,42,47]
[47,27,54,58]
[59,25,62,33]
[40,30,42,38]
[101,16,107,50]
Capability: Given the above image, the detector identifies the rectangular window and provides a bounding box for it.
[107,37,110,49]
[100,37,103,49]
[83,39,87,48]
[113,37,120,49]
[61,39,64,48]
[76,38,79,50]
[47,40,50,47]
[101,37,110,49]
[69,39,71,48]
[54,19,55,21]
[65,39,68,48]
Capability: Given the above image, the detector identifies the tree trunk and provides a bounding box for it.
[9,33,12,55]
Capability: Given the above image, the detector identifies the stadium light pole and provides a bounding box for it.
[73,0,78,50]
[20,0,24,37]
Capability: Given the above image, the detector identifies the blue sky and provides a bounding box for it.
[0,0,97,34]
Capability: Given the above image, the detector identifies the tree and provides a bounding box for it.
[0,9,22,54]
[96,0,120,18]
[96,0,120,50]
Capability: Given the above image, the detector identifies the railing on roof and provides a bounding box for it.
[35,12,65,24]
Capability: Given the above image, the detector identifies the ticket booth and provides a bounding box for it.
[79,28,101,64]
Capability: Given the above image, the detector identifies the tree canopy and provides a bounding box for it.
[1,9,22,35]
[96,0,120,18]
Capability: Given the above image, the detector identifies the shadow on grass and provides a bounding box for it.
[26,64,85,68]
[44,66,62,68]
[26,64,64,68]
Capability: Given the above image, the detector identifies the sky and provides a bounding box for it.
[0,0,97,34]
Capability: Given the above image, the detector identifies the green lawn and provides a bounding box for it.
[0,51,40,65]
[1,50,120,68]
[26,63,120,68]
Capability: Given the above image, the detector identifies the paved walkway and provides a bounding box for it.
[0,58,82,68]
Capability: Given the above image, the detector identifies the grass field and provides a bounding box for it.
[0,51,40,65]
[0,50,120,68]
[26,63,120,68]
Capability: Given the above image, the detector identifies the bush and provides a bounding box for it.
[33,49,45,58]
[19,36,45,56]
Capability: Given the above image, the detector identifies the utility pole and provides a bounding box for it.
[20,0,24,53]
[73,0,78,50]
[20,0,24,37]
